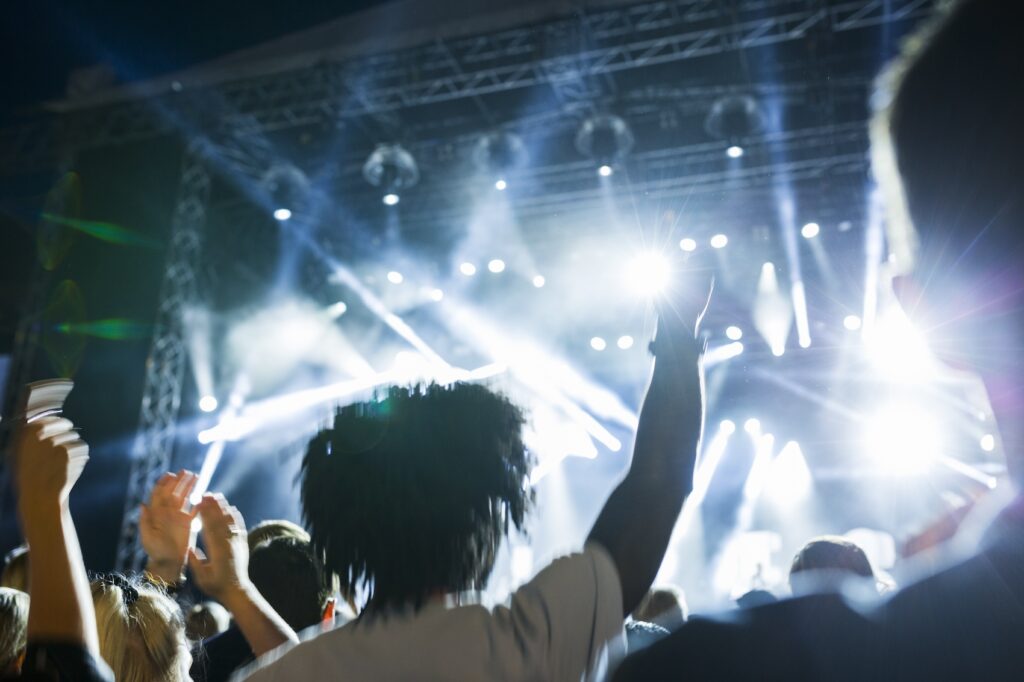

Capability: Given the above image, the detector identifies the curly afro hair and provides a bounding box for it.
[301,382,534,611]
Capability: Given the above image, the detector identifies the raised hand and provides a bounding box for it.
[188,494,251,604]
[140,470,198,584]
[15,416,89,526]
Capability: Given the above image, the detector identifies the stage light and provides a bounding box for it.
[744,418,761,434]
[460,262,477,276]
[364,144,419,204]
[771,344,786,357]
[495,179,507,191]
[766,441,812,503]
[866,307,935,378]
[590,337,607,351]
[387,270,404,284]
[844,315,862,331]
[382,193,400,206]
[273,208,292,221]
[726,145,744,158]
[576,114,635,174]
[532,275,546,288]
[474,132,526,191]
[326,301,348,318]
[705,95,763,160]
[488,259,506,273]
[199,395,218,413]
[617,335,634,350]
[679,238,697,252]
[726,326,743,341]
[262,164,308,221]
[624,252,671,297]
[801,222,820,239]
[710,234,729,249]
[981,434,996,452]
[598,164,614,177]
[430,288,444,302]
[720,419,736,435]
[864,403,943,475]
[704,341,744,367]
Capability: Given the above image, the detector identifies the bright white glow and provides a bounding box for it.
[792,281,812,349]
[199,395,218,413]
[766,441,812,504]
[710,234,729,249]
[532,275,546,288]
[981,433,996,452]
[382,193,400,206]
[844,315,862,331]
[598,164,614,177]
[726,145,744,158]
[459,262,477,276]
[624,252,671,297]
[726,326,743,341]
[189,439,226,505]
[386,270,404,284]
[720,420,736,435]
[704,342,744,367]
[865,306,936,378]
[704,339,745,366]
[742,433,776,503]
[754,261,793,358]
[679,238,697,252]
[326,301,348,318]
[863,403,943,475]
[801,222,821,239]
[510,545,533,584]
[617,335,634,350]
[273,208,292,221]
[771,344,786,357]
[429,288,444,302]
[744,418,761,434]
[590,337,607,351]
[488,259,506,273]
[495,179,507,191]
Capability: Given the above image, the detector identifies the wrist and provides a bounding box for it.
[219,579,258,612]
[145,558,186,585]
[19,499,65,538]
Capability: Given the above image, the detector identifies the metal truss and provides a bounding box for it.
[0,0,933,174]
[114,141,210,572]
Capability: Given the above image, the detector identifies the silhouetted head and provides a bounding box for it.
[249,536,333,632]
[789,536,874,594]
[1,546,28,593]
[631,586,688,629]
[301,383,533,611]
[246,519,310,552]
[185,601,230,642]
[873,0,1024,480]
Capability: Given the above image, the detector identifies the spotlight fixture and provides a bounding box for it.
[576,114,635,174]
[429,288,444,302]
[801,222,821,239]
[488,259,506,273]
[387,271,404,284]
[199,395,218,413]
[363,144,419,205]
[744,418,761,434]
[459,262,477,276]
[617,335,634,350]
[710,234,729,249]
[705,95,764,160]
[590,337,607,351]
[262,163,309,221]
[981,434,996,452]
[726,326,743,341]
[843,315,862,331]
[474,131,526,188]
[679,238,697,252]
[532,275,546,288]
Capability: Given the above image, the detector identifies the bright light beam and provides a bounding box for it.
[678,421,735,533]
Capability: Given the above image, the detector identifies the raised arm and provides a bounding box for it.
[587,278,710,616]
[188,494,299,656]
[15,417,99,654]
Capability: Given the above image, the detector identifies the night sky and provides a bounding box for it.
[2,0,394,117]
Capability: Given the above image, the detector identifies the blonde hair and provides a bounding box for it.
[1,545,29,593]
[91,577,188,682]
[247,518,310,552]
[0,587,29,675]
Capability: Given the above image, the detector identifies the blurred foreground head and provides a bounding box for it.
[0,587,29,676]
[873,0,1024,479]
[789,536,875,595]
[301,383,533,610]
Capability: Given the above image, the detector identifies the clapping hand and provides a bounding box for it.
[188,494,253,606]
[140,470,198,584]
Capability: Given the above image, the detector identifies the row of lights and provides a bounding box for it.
[676,223,822,253]
[383,260,546,291]
[590,335,635,351]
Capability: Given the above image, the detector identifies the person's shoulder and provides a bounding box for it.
[232,623,355,680]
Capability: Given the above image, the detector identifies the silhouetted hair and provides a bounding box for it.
[632,586,688,629]
[185,601,230,642]
[249,536,332,631]
[736,589,778,609]
[873,0,1024,274]
[247,519,310,552]
[1,546,28,593]
[301,383,533,610]
[790,536,874,584]
[0,587,29,675]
